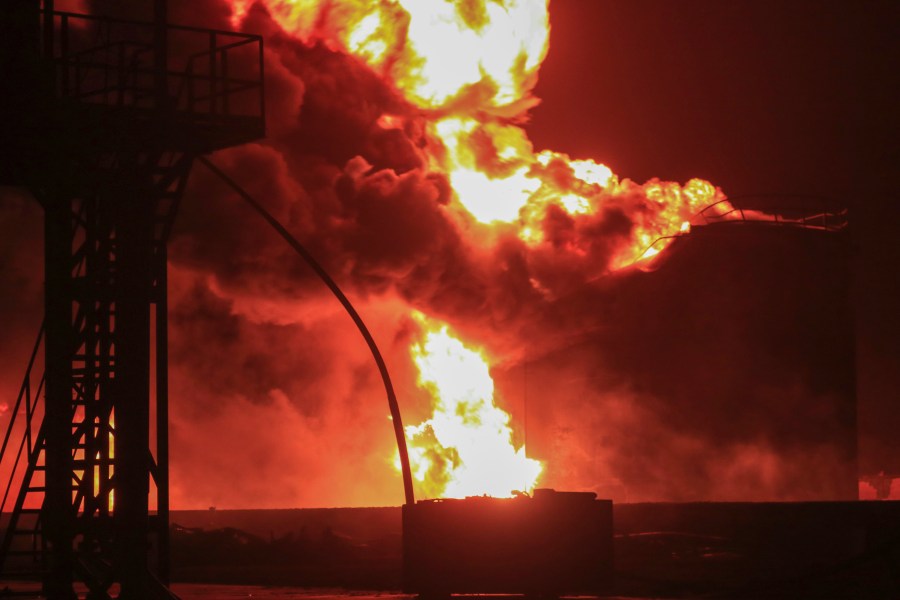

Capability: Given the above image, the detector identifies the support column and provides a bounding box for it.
[43,193,76,600]
[153,0,168,110]
[155,245,171,585]
[113,184,153,599]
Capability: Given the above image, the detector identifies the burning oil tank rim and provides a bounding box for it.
[698,195,847,229]
[639,194,848,262]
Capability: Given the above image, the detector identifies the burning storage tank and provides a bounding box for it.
[403,489,614,596]
[498,201,857,502]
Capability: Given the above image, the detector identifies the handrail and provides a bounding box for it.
[1,418,35,516]
[0,324,45,517]
[637,195,848,263]
[0,324,44,467]
[698,195,848,231]
[636,235,681,264]
[48,10,264,41]
[44,9,265,123]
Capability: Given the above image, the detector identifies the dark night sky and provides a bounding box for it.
[526,0,900,474]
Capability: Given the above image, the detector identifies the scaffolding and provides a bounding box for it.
[0,2,264,597]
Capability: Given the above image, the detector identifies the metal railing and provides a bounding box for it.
[45,10,265,125]
[0,324,46,577]
[0,324,45,519]
[638,195,848,263]
[697,195,848,231]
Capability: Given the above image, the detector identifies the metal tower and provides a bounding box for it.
[0,1,264,597]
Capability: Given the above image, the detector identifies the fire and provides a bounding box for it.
[242,0,731,267]
[228,1,736,498]
[402,316,542,499]
[237,0,549,113]
[421,115,724,266]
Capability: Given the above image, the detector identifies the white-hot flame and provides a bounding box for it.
[403,317,542,498]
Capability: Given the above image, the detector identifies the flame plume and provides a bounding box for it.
[238,0,730,268]
[404,315,542,499]
[233,0,549,113]
[223,0,735,500]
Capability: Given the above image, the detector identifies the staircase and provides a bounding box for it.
[0,326,48,585]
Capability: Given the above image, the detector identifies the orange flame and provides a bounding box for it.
[231,0,736,497]
[242,0,732,268]
[401,315,542,499]
[235,0,549,114]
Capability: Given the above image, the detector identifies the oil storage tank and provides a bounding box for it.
[505,200,857,502]
[403,489,614,596]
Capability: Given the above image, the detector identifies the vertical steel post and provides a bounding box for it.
[113,172,153,599]
[43,0,54,58]
[154,0,168,110]
[43,191,76,600]
[155,243,171,585]
[209,32,217,115]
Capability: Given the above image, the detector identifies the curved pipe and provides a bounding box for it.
[198,156,415,506]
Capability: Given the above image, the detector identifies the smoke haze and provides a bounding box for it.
[1,0,885,506]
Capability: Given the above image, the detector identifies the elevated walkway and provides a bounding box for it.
[2,8,265,186]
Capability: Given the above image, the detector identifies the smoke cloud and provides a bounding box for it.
[0,0,861,507]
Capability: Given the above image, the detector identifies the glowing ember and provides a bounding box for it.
[402,316,542,499]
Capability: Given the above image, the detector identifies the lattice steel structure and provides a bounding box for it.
[0,1,264,597]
